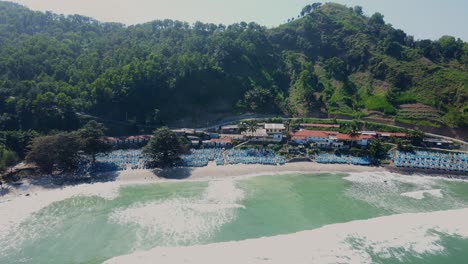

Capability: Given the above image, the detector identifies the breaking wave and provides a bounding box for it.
[105,207,468,264]
[344,171,467,212]
[109,180,245,247]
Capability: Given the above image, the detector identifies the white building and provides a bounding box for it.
[264,123,286,134]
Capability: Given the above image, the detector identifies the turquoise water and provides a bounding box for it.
[1,172,468,263]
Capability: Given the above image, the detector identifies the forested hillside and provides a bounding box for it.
[0,1,466,133]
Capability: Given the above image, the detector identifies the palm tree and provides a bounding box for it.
[240,120,258,138]
[246,120,258,134]
[238,122,248,134]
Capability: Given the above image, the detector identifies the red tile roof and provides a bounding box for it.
[291,130,330,138]
[300,123,340,128]
[377,132,407,137]
[336,134,373,141]
[210,137,232,143]
[291,130,375,141]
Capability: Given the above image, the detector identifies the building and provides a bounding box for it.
[220,125,239,134]
[290,130,374,148]
[423,138,454,149]
[208,133,220,139]
[104,135,152,146]
[242,128,268,140]
[219,134,245,140]
[300,123,340,129]
[242,128,283,142]
[202,137,233,148]
[172,128,196,136]
[377,132,407,138]
[264,123,286,134]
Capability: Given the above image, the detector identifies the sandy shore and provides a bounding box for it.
[0,162,384,202]
[117,162,385,183]
[0,163,383,242]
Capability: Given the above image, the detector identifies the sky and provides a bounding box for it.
[10,0,468,41]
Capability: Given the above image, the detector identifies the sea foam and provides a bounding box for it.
[0,182,121,256]
[401,189,443,200]
[109,180,245,246]
[105,208,468,264]
[343,171,466,212]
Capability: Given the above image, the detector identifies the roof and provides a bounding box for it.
[172,128,195,134]
[360,131,377,136]
[291,130,329,138]
[104,135,152,142]
[423,138,452,143]
[219,134,245,139]
[221,125,239,130]
[336,134,373,141]
[242,129,268,137]
[290,130,374,141]
[210,137,232,143]
[264,123,285,129]
[300,123,340,128]
[378,132,407,137]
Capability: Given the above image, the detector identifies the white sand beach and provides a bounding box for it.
[116,162,385,182]
[0,163,381,239]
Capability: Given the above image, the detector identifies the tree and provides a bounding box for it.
[246,120,258,134]
[311,3,322,10]
[143,127,186,167]
[409,130,425,146]
[26,132,81,173]
[324,57,347,80]
[244,86,276,112]
[289,69,319,116]
[369,12,385,26]
[384,40,403,58]
[367,138,387,165]
[78,121,112,162]
[438,36,463,59]
[0,147,18,172]
[238,122,248,134]
[239,120,258,138]
[300,5,312,17]
[353,6,363,16]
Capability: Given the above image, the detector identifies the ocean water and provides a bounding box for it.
[1,172,468,264]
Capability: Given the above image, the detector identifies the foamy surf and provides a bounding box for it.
[109,180,245,246]
[343,171,466,212]
[401,189,443,199]
[0,182,121,256]
[105,208,468,264]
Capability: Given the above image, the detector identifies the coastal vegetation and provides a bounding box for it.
[143,127,189,167]
[24,121,111,173]
[0,1,466,140]
[0,147,17,173]
[0,1,466,174]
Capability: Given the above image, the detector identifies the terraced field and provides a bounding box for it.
[396,103,443,127]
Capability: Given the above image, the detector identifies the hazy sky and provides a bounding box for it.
[10,0,468,40]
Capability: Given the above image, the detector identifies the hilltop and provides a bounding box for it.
[0,1,466,135]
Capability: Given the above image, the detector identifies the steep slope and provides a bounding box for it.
[0,1,466,134]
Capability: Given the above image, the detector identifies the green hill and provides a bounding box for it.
[0,1,466,133]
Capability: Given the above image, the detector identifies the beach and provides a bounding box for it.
[1,163,468,264]
[1,162,384,198]
[117,162,386,182]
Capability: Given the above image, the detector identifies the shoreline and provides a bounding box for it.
[0,162,467,259]
[116,162,385,183]
[2,162,467,200]
[0,162,382,201]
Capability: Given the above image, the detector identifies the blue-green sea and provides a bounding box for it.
[1,172,468,264]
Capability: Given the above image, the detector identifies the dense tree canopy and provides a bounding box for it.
[0,146,17,172]
[78,121,112,162]
[26,132,82,173]
[0,1,466,136]
[143,127,188,167]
